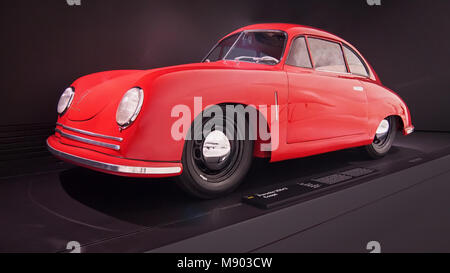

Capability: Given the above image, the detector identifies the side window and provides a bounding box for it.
[286,37,312,68]
[205,33,240,62]
[343,45,369,77]
[308,38,347,73]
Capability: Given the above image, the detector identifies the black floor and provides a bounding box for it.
[0,132,449,253]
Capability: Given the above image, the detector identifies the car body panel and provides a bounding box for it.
[48,23,413,176]
[285,65,369,143]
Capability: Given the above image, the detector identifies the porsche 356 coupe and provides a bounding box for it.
[47,23,414,198]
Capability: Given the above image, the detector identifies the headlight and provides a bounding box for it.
[116,87,144,128]
[57,87,75,115]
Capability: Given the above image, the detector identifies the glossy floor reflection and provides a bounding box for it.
[1,132,449,252]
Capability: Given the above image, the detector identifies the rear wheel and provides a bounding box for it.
[364,117,397,159]
[177,106,254,199]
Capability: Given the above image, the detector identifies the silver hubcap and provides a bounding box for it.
[202,130,231,171]
[376,119,390,138]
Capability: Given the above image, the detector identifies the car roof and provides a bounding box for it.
[232,23,346,43]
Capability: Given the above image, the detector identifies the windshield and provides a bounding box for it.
[204,31,287,65]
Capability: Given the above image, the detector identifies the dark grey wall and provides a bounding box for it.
[1,0,449,131]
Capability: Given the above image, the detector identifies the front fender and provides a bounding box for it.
[123,68,288,162]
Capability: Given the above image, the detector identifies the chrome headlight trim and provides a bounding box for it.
[116,87,144,129]
[57,87,75,116]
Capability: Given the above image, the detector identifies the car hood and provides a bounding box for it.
[67,61,278,121]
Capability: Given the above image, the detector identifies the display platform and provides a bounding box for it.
[0,132,449,253]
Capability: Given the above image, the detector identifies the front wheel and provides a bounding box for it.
[177,106,254,199]
[364,117,397,159]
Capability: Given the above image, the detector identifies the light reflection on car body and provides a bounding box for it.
[47,23,414,198]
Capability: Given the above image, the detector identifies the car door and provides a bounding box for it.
[285,36,368,143]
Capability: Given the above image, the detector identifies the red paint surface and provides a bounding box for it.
[48,24,413,177]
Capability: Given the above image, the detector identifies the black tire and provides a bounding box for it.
[177,105,254,199]
[364,117,397,159]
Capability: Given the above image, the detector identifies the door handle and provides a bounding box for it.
[353,86,364,92]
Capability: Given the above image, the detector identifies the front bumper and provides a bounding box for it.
[47,135,182,178]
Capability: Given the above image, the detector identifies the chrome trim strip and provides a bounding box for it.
[274,91,279,121]
[47,140,182,175]
[56,123,123,142]
[316,68,352,75]
[55,128,121,151]
[353,86,364,92]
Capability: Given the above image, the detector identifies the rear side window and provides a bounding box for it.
[308,38,347,73]
[343,45,369,77]
[286,37,312,68]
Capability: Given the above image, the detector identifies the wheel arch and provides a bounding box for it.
[189,102,272,159]
[392,115,405,132]
[127,68,286,163]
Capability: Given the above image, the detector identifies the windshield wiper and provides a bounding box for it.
[234,56,280,64]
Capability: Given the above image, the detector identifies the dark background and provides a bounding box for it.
[1,0,449,131]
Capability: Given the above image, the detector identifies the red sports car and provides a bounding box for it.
[47,23,414,198]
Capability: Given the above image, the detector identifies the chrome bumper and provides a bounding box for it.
[55,128,121,151]
[47,140,182,175]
